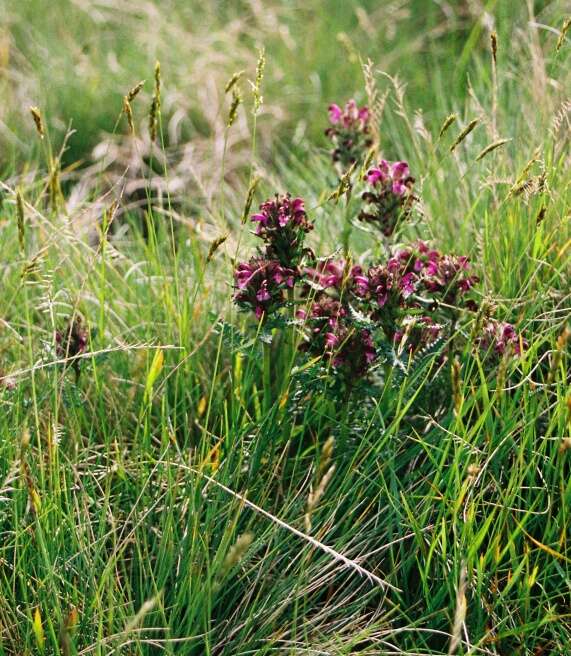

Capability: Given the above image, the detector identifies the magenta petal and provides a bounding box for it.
[328,103,342,124]
[391,161,409,180]
[256,288,271,302]
[251,213,267,223]
[325,332,339,349]
[366,169,383,185]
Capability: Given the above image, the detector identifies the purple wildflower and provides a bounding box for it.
[55,317,88,359]
[359,159,415,237]
[299,294,376,377]
[401,242,479,305]
[234,257,296,320]
[55,316,89,379]
[325,99,373,168]
[477,320,527,357]
[251,194,313,267]
[365,258,419,309]
[304,259,369,297]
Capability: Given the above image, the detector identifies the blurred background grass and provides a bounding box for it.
[0,0,562,169]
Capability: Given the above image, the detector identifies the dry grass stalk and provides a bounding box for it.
[16,189,25,252]
[305,464,335,533]
[451,357,463,417]
[362,58,383,149]
[490,32,498,138]
[305,436,336,532]
[448,562,468,655]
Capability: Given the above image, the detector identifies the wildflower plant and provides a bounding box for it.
[233,193,313,323]
[325,99,373,169]
[55,316,89,380]
[232,104,528,403]
[359,159,415,237]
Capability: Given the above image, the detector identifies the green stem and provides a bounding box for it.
[263,340,272,414]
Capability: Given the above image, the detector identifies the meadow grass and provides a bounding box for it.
[0,1,570,654]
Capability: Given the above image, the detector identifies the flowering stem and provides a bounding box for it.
[341,202,352,256]
[263,339,272,414]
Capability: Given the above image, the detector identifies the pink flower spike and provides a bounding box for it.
[328,103,342,124]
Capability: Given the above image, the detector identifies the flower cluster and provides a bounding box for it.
[234,258,296,320]
[55,317,88,360]
[251,194,313,266]
[298,283,376,378]
[55,316,89,379]
[233,194,312,321]
[325,99,373,168]
[359,160,415,236]
[296,240,481,377]
[477,320,526,357]
[394,241,479,307]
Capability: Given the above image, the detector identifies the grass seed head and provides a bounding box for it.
[29,106,44,139]
[438,113,457,140]
[253,48,265,115]
[476,138,510,161]
[556,17,570,53]
[241,175,260,224]
[225,70,244,94]
[123,96,135,134]
[223,533,254,571]
[127,80,145,102]
[149,61,161,141]
[449,118,480,152]
[490,31,498,64]
[228,87,242,127]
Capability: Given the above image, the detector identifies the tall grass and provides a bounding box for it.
[0,1,570,654]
